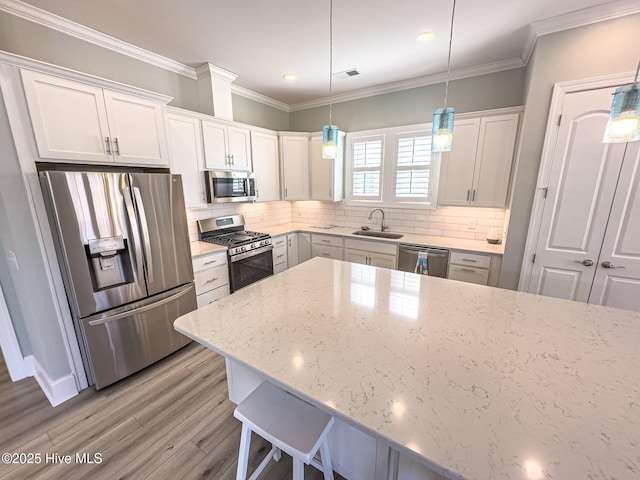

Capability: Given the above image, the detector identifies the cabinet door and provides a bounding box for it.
[369,252,397,269]
[344,248,369,266]
[21,69,112,163]
[298,233,312,264]
[438,119,480,206]
[227,126,252,170]
[251,131,281,202]
[166,113,207,208]
[103,90,168,166]
[472,114,518,207]
[280,135,309,200]
[309,135,333,201]
[202,120,229,169]
[287,234,299,268]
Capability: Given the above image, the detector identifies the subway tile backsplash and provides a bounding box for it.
[187,201,507,243]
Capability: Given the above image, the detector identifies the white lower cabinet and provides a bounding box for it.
[311,234,343,261]
[344,238,397,269]
[447,251,501,286]
[272,234,288,274]
[193,251,230,307]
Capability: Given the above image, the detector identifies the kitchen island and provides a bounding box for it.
[174,257,640,480]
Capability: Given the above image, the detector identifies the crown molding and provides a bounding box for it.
[195,62,238,82]
[230,84,290,112]
[0,0,198,79]
[522,0,640,64]
[289,57,525,112]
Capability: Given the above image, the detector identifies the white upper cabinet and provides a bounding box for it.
[21,69,168,166]
[250,131,280,202]
[279,133,309,201]
[309,132,345,202]
[202,119,251,171]
[166,112,207,208]
[439,112,519,207]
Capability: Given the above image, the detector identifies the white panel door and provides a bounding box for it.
[528,87,628,301]
[589,143,640,311]
[166,113,206,208]
[250,131,280,202]
[437,118,480,206]
[21,69,112,163]
[103,90,167,166]
[227,126,251,170]
[202,120,229,169]
[472,113,518,207]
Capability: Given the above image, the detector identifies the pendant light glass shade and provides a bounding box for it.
[322,124,339,159]
[603,82,640,143]
[432,107,455,152]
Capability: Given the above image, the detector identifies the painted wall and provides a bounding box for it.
[500,14,640,290]
[0,89,71,379]
[232,94,289,131]
[289,68,526,132]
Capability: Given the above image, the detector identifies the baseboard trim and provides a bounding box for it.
[32,357,78,407]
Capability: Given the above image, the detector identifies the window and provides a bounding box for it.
[346,124,439,208]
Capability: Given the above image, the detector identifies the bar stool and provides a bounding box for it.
[234,382,335,480]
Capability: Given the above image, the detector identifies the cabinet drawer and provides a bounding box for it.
[273,245,287,265]
[312,234,343,248]
[196,284,231,308]
[312,244,343,260]
[272,235,287,249]
[344,238,397,256]
[193,251,227,272]
[194,264,229,295]
[448,265,489,285]
[450,251,491,269]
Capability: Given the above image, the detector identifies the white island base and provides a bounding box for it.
[226,358,446,480]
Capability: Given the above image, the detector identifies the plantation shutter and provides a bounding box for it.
[393,132,433,202]
[351,135,383,201]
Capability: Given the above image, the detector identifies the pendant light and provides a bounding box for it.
[603,59,640,143]
[432,0,457,153]
[322,0,338,159]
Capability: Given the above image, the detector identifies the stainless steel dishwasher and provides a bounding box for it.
[397,244,449,277]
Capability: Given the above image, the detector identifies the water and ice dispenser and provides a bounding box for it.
[86,236,134,291]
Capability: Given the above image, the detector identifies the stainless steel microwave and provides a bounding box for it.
[204,170,256,203]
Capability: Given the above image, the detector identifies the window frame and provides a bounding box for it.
[345,123,441,209]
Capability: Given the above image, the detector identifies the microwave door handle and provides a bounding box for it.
[132,187,153,284]
[122,186,144,283]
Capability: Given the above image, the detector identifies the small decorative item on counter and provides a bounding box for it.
[486,227,502,244]
[414,252,429,275]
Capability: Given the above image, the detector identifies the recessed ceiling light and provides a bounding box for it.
[283,73,296,81]
[416,31,435,42]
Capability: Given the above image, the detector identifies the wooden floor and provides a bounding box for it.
[0,343,345,479]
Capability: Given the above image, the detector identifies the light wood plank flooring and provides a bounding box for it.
[0,343,345,479]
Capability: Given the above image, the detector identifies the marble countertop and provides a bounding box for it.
[189,241,226,257]
[175,257,640,480]
[260,223,505,255]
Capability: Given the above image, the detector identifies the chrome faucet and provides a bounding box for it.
[368,208,387,232]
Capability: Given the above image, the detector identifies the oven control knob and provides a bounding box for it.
[240,246,247,252]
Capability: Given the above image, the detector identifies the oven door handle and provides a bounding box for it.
[230,244,273,262]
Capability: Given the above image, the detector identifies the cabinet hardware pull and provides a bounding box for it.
[288,239,292,247]
[113,137,120,155]
[285,188,288,197]
[321,239,330,243]
[203,260,217,265]
[105,137,112,155]
[472,189,476,201]
[277,254,284,259]
[461,259,477,263]
[205,278,219,284]
[321,253,330,257]
[460,268,476,273]
[466,189,470,201]
[329,188,332,197]
[231,154,234,165]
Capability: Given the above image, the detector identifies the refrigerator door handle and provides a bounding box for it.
[87,284,194,326]
[122,185,145,284]
[132,186,154,284]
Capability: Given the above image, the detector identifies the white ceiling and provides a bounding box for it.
[12,0,639,107]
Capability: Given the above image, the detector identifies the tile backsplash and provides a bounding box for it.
[188,200,507,243]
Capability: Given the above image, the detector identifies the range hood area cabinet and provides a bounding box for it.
[21,69,169,167]
[201,118,252,171]
[438,112,519,208]
[309,131,345,202]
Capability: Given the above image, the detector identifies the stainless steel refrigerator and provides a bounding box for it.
[40,169,196,389]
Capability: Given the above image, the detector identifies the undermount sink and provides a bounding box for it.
[352,230,404,239]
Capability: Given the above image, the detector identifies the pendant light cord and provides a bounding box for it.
[329,0,334,126]
[443,0,456,108]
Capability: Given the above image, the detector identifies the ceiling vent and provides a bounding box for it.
[333,68,360,79]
